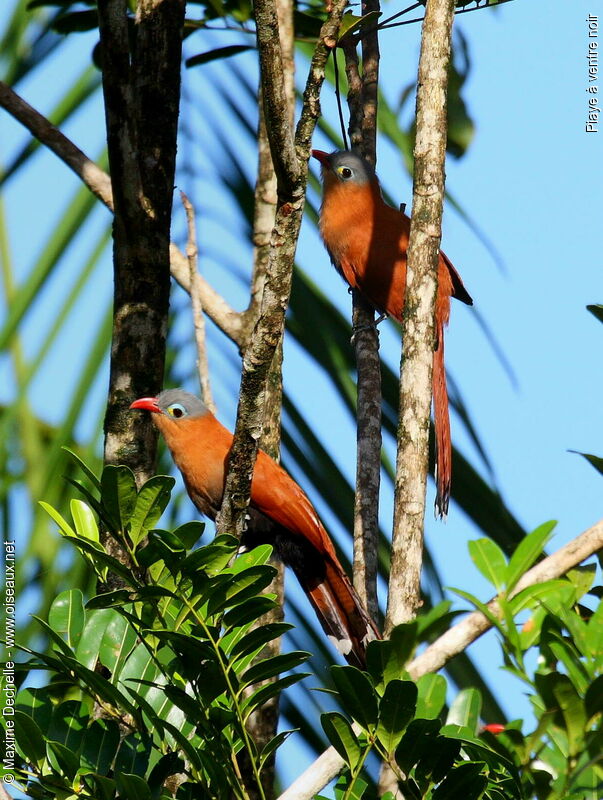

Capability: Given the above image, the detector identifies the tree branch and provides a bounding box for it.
[216,0,349,537]
[386,0,456,632]
[0,80,246,348]
[277,518,603,800]
[180,191,216,414]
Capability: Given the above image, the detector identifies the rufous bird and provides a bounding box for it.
[130,389,380,667]
[312,149,473,517]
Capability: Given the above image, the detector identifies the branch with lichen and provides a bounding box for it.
[385,0,457,633]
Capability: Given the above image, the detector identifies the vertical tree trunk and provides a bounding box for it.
[386,0,456,631]
[98,0,185,486]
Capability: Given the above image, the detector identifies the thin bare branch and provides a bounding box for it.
[386,0,456,632]
[339,20,382,622]
[277,518,603,800]
[0,80,245,347]
[180,191,216,414]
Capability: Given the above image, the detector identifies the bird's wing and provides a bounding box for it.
[250,451,339,561]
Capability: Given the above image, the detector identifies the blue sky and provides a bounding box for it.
[2,0,603,792]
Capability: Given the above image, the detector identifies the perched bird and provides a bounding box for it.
[312,149,473,517]
[130,389,380,667]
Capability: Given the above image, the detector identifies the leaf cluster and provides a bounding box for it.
[10,455,309,800]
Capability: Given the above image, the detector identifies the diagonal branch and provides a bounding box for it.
[386,0,456,632]
[277,518,603,800]
[0,80,245,347]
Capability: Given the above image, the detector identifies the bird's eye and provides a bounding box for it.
[167,403,186,418]
[337,166,353,180]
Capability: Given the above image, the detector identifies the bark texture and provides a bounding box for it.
[97,0,185,486]
[386,0,456,632]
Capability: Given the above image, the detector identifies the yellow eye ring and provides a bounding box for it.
[337,166,353,179]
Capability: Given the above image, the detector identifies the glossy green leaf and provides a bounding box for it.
[570,450,603,477]
[242,673,311,719]
[468,538,507,591]
[505,521,556,592]
[395,718,441,774]
[101,464,138,533]
[366,622,417,686]
[80,718,121,773]
[376,679,417,753]
[241,651,309,686]
[446,688,482,733]
[47,739,80,779]
[99,613,137,675]
[321,711,362,767]
[13,710,46,767]
[70,498,100,542]
[259,729,298,769]
[48,588,85,649]
[129,475,175,548]
[115,772,152,800]
[415,673,447,720]
[330,666,378,728]
[75,608,114,669]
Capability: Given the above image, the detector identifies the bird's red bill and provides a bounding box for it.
[130,397,161,413]
[311,149,330,166]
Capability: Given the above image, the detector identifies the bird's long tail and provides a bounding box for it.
[433,318,451,518]
[294,558,380,668]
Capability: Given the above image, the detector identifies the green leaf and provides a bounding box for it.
[115,772,152,800]
[241,651,309,686]
[51,9,99,33]
[48,589,86,649]
[229,622,293,660]
[337,10,380,42]
[129,475,175,548]
[535,672,586,757]
[431,761,488,799]
[587,303,603,324]
[222,596,277,630]
[446,688,482,733]
[468,538,507,591]
[505,521,556,592]
[395,718,441,774]
[171,520,205,549]
[101,464,138,533]
[415,673,447,720]
[242,673,311,719]
[80,718,121,773]
[321,711,362,767]
[258,729,298,769]
[13,710,46,767]
[208,564,278,615]
[376,679,417,753]
[47,739,80,779]
[62,446,102,490]
[565,563,597,598]
[99,613,137,675]
[330,666,378,729]
[570,450,603,477]
[114,732,152,777]
[39,500,76,537]
[366,622,417,686]
[75,608,114,669]
[180,534,238,576]
[186,44,254,68]
[509,579,573,615]
[70,498,100,542]
[585,675,603,719]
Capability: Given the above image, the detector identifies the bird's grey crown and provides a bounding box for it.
[327,150,375,186]
[156,388,207,418]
